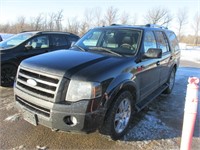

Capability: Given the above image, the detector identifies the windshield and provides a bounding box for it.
[75,28,142,56]
[0,32,36,49]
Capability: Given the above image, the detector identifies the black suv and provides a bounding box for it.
[14,24,180,140]
[0,31,79,86]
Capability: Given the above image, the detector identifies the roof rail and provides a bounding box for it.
[110,24,123,26]
[145,24,168,29]
[20,30,40,33]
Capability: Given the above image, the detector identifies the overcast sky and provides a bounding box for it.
[0,0,199,35]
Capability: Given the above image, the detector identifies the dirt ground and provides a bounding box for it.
[0,59,199,150]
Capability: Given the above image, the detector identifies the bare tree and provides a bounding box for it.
[192,12,200,45]
[47,13,56,30]
[176,8,188,41]
[131,13,138,25]
[55,10,64,31]
[16,16,26,32]
[31,13,43,30]
[79,21,89,36]
[144,7,173,27]
[0,23,11,33]
[104,6,119,25]
[79,8,94,35]
[93,7,102,26]
[120,11,129,24]
[65,17,80,35]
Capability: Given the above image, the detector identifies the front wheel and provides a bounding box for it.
[1,64,17,87]
[163,68,176,94]
[99,91,136,140]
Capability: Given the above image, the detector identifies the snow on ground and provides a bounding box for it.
[124,114,178,141]
[124,48,200,142]
[180,47,200,63]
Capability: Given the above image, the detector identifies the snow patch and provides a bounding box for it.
[124,114,178,141]
[4,113,21,122]
[36,145,48,150]
[180,49,200,63]
[12,145,25,150]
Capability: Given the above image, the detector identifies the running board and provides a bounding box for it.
[135,84,168,111]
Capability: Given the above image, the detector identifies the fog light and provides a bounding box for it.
[63,116,77,126]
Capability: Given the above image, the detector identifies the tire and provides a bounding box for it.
[1,64,17,87]
[99,91,136,140]
[163,68,176,94]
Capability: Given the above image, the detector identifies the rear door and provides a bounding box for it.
[50,34,71,50]
[154,31,172,86]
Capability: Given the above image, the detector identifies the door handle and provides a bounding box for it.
[156,61,160,66]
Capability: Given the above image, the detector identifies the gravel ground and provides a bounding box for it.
[0,58,200,150]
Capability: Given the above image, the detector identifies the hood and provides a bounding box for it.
[21,49,135,81]
[20,49,112,75]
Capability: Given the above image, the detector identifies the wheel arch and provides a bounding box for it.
[103,80,138,120]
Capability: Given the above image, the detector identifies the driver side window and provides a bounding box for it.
[27,36,49,49]
[144,31,157,53]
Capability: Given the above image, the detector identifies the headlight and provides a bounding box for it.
[66,80,102,102]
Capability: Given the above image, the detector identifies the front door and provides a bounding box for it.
[17,35,51,63]
[137,31,161,100]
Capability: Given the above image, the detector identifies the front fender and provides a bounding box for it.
[103,73,139,109]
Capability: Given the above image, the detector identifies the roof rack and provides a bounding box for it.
[145,24,168,29]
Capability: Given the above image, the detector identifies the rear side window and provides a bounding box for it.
[143,31,157,53]
[155,31,170,53]
[52,35,69,47]
[68,36,79,44]
[166,32,179,52]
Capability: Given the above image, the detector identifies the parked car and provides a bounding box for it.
[0,31,79,86]
[0,33,15,41]
[14,24,180,140]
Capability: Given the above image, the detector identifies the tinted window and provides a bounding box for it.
[166,32,179,52]
[27,35,49,49]
[155,31,170,53]
[68,36,79,44]
[52,35,69,47]
[143,31,157,53]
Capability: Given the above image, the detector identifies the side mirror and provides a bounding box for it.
[143,48,162,59]
[71,41,76,48]
[25,44,33,50]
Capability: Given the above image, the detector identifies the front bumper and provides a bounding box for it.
[14,87,105,133]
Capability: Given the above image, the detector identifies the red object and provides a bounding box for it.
[180,77,199,150]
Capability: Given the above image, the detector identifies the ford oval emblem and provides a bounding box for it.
[27,78,37,86]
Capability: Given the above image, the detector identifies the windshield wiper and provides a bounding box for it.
[72,45,86,52]
[89,47,123,57]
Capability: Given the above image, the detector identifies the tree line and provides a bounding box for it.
[0,6,199,45]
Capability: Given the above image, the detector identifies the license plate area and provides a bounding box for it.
[23,110,38,126]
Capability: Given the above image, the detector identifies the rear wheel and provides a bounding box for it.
[100,91,136,140]
[163,68,176,94]
[1,64,17,87]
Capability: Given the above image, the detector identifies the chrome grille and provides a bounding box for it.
[16,67,60,101]
[16,96,50,117]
